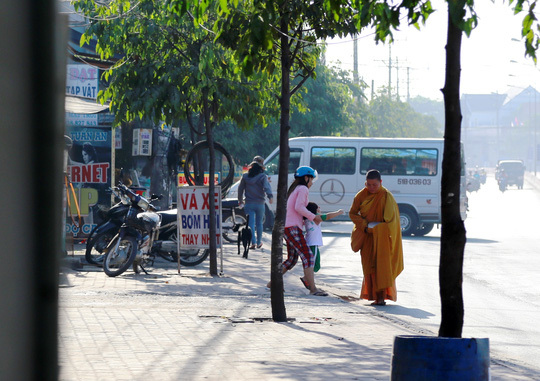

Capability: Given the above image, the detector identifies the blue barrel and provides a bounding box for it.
[391,335,490,381]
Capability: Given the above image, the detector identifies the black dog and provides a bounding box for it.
[237,214,252,259]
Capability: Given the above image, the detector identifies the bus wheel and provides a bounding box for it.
[399,206,418,236]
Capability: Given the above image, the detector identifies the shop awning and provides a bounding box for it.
[65,96,109,114]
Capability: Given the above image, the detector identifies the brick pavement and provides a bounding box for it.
[59,239,539,380]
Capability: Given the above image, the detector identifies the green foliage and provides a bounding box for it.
[214,64,442,166]
[290,60,365,137]
[213,120,280,166]
[213,59,364,165]
[408,95,444,132]
[513,0,540,62]
[73,0,277,128]
[325,0,434,43]
[363,88,441,138]
[447,0,477,37]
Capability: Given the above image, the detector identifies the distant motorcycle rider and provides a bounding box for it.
[498,169,508,192]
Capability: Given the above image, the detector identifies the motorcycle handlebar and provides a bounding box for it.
[113,183,162,211]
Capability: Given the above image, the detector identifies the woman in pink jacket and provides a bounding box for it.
[281,166,326,296]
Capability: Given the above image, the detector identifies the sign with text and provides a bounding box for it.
[65,125,112,239]
[66,112,98,127]
[177,172,220,187]
[115,126,122,149]
[132,128,152,156]
[177,186,222,249]
[66,64,98,99]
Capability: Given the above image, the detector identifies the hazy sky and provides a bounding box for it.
[325,1,538,101]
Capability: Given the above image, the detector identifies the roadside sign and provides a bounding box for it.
[176,186,223,273]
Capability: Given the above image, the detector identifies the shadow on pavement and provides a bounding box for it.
[381,304,436,320]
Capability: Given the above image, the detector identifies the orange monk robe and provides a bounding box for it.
[349,186,404,301]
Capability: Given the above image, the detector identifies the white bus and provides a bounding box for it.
[228,136,467,236]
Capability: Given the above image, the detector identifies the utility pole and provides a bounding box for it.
[388,45,392,98]
[407,67,410,102]
[396,57,400,101]
[353,37,358,85]
[533,89,538,177]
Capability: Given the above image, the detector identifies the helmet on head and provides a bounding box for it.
[295,166,318,181]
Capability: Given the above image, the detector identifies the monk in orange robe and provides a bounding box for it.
[349,169,404,305]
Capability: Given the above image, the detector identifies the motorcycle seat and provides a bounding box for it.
[158,209,178,225]
[222,198,239,209]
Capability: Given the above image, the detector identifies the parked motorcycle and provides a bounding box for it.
[86,184,208,268]
[152,209,209,266]
[85,186,145,265]
[102,187,160,277]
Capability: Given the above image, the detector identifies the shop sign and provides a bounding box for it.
[177,186,222,249]
[132,128,152,156]
[177,172,220,186]
[65,126,112,239]
[66,112,98,127]
[115,127,122,149]
[66,64,98,99]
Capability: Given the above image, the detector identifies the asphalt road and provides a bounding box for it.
[315,174,540,376]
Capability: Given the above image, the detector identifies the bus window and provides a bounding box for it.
[310,147,356,174]
[360,147,438,176]
[265,148,303,176]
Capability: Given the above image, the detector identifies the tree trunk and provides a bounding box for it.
[439,7,466,338]
[270,12,291,322]
[194,115,205,187]
[203,95,218,276]
[150,127,170,211]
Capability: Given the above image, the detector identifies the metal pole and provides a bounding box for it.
[534,89,538,176]
[353,36,358,85]
[530,89,532,169]
[388,45,392,98]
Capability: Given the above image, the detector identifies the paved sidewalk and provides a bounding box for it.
[59,239,538,380]
[526,170,540,191]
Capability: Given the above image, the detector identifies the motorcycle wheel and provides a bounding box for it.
[155,248,209,266]
[85,230,115,265]
[156,250,177,262]
[133,253,154,274]
[180,248,209,266]
[102,235,138,277]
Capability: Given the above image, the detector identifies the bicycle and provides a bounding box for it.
[221,198,247,244]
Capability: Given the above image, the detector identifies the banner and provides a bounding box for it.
[65,125,112,238]
[177,186,222,249]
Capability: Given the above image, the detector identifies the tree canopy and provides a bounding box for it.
[367,89,442,137]
[74,0,277,128]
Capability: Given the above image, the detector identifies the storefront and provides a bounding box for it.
[65,67,114,239]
